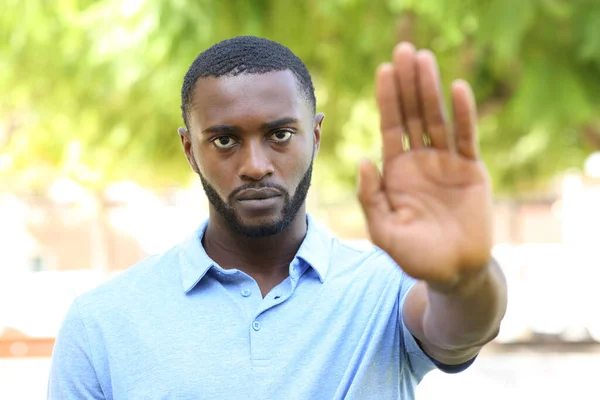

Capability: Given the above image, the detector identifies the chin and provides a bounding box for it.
[235,222,286,238]
[230,214,290,238]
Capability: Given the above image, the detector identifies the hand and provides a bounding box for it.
[357,42,493,288]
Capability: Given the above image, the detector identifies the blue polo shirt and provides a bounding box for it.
[49,215,444,399]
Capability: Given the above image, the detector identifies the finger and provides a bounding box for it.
[451,80,479,159]
[357,159,391,221]
[393,42,425,149]
[376,63,405,160]
[416,50,451,151]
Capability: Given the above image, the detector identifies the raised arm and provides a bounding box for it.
[357,42,507,364]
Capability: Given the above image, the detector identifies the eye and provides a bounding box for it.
[211,136,238,149]
[270,129,293,143]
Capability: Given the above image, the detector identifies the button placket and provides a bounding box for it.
[249,316,271,365]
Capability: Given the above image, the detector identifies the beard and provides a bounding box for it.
[196,161,313,238]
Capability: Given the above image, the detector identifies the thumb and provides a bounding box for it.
[357,158,390,220]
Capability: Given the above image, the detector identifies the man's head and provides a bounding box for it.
[179,36,323,237]
[181,36,316,131]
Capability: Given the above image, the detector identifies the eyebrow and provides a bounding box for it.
[260,117,300,130]
[202,117,300,135]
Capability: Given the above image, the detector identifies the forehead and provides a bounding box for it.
[189,70,310,128]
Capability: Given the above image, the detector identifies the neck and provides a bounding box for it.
[202,206,308,281]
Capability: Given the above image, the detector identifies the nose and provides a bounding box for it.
[238,140,274,181]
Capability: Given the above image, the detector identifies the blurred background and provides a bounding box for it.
[1,0,600,398]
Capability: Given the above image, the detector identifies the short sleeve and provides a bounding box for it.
[398,274,437,381]
[48,300,105,400]
[399,274,477,378]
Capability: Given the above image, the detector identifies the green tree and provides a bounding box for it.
[1,0,599,198]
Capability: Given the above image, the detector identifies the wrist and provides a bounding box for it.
[427,257,495,298]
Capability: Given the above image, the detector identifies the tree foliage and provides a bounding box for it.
[2,0,600,198]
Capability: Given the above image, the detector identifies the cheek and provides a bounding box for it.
[285,149,313,190]
[197,157,233,197]
[201,166,229,191]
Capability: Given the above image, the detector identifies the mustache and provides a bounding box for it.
[228,182,289,201]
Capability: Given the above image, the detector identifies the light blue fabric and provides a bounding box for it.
[48,215,437,399]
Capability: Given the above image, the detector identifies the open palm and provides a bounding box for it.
[358,43,494,287]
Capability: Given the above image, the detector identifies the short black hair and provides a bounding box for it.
[180,36,316,129]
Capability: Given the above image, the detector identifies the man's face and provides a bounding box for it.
[182,70,322,237]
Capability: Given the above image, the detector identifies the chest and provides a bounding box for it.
[97,272,404,399]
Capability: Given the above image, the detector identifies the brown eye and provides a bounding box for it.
[212,136,237,149]
[270,130,293,143]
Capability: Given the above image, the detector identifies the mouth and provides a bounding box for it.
[235,188,282,201]
[233,188,283,214]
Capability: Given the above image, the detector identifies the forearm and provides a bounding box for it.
[422,258,507,353]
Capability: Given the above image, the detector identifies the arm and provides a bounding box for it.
[48,300,105,399]
[357,42,507,366]
[403,258,507,364]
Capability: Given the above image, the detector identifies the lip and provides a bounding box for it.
[235,188,282,201]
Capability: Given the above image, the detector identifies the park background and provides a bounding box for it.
[1,0,600,398]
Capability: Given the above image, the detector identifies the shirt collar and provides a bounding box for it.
[178,214,332,293]
[295,214,331,283]
[178,219,213,294]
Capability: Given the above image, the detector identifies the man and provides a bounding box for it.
[49,36,507,399]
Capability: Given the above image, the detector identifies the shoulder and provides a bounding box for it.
[74,244,181,315]
[331,236,403,271]
[308,215,400,271]
[325,235,413,289]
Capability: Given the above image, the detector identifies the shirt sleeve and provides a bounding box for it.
[48,299,105,400]
[399,274,477,378]
[398,274,437,382]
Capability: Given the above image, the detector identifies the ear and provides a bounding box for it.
[178,127,200,174]
[312,113,325,157]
